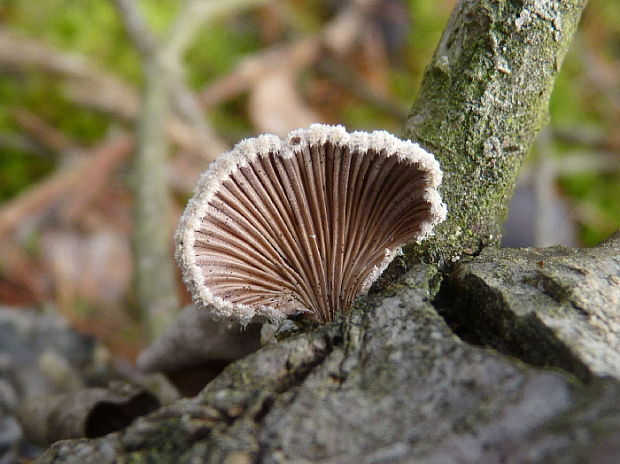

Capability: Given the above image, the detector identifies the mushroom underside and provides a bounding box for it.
[191,142,438,323]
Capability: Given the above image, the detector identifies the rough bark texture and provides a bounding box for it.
[39,258,620,463]
[402,0,587,267]
[439,234,620,383]
[37,1,620,463]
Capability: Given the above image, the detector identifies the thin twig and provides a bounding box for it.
[62,135,134,221]
[13,109,77,153]
[554,151,620,175]
[0,132,49,157]
[111,0,270,339]
[200,38,319,109]
[132,58,179,339]
[0,29,139,123]
[0,30,220,160]
[162,0,271,63]
[170,78,228,156]
[0,162,84,237]
[110,0,158,59]
[533,129,558,247]
[0,30,136,103]
[0,30,95,78]
[0,134,133,238]
[199,0,378,109]
[0,238,48,305]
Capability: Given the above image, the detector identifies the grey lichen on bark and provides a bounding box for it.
[38,262,620,463]
[403,0,588,267]
[440,238,620,383]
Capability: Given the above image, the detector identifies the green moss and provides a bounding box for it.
[11,0,141,82]
[0,150,54,201]
[560,172,620,245]
[402,0,588,268]
[124,419,191,464]
[186,22,261,88]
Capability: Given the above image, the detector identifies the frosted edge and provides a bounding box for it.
[175,124,448,324]
[175,134,284,325]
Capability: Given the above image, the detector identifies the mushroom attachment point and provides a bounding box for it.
[176,124,446,324]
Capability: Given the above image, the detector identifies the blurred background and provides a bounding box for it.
[0,0,618,377]
[0,0,619,459]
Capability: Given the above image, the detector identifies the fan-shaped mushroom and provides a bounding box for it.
[176,124,446,324]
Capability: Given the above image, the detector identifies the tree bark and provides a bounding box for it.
[402,0,588,266]
[39,249,620,463]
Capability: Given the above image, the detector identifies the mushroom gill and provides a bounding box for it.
[176,124,446,324]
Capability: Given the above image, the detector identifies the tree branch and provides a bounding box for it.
[13,109,77,154]
[131,60,178,340]
[112,0,270,339]
[162,0,271,63]
[198,0,378,109]
[111,0,178,340]
[0,134,133,238]
[170,76,228,156]
[403,0,589,267]
[110,0,158,59]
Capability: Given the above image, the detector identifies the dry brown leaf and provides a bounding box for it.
[17,383,159,445]
[137,305,261,374]
[137,305,261,396]
[40,228,132,310]
[248,68,322,137]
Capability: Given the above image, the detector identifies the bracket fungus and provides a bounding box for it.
[176,124,446,324]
